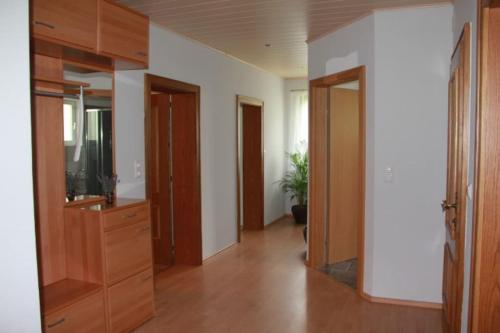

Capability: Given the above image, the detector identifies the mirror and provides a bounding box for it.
[63,67,113,202]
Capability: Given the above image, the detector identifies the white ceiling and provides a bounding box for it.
[119,0,450,78]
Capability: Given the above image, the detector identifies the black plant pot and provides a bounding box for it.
[291,204,307,224]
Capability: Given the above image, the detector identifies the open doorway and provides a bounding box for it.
[308,67,366,294]
[236,95,264,242]
[144,74,202,274]
[322,80,361,289]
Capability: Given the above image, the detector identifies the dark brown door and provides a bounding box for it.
[442,24,470,333]
[171,93,202,265]
[149,94,173,273]
[242,104,263,230]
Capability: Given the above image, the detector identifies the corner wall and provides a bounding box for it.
[115,24,286,259]
[308,12,377,295]
[308,4,453,303]
[0,1,41,332]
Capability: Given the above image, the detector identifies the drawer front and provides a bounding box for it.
[105,220,152,284]
[108,269,155,333]
[98,0,149,64]
[32,0,97,51]
[45,291,105,333]
[103,204,149,231]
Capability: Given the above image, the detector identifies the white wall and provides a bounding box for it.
[308,5,453,303]
[115,24,286,259]
[283,78,308,213]
[452,0,477,331]
[0,2,42,332]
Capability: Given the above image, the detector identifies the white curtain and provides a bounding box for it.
[288,90,308,155]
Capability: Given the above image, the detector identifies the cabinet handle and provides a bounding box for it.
[137,226,150,234]
[34,21,55,29]
[122,213,137,219]
[136,51,147,57]
[47,318,65,328]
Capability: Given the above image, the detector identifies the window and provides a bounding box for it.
[63,100,77,145]
[287,90,308,154]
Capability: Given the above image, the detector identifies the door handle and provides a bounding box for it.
[441,200,457,211]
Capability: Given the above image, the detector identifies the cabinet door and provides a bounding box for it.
[98,0,149,64]
[104,220,152,284]
[44,291,105,333]
[32,0,97,51]
[107,269,154,333]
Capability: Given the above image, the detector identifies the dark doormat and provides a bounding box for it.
[321,258,357,289]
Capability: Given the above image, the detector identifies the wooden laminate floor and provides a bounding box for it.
[135,217,442,333]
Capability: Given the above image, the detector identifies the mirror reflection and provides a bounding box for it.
[63,68,113,201]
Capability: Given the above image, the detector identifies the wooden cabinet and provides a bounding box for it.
[64,199,155,332]
[98,0,149,65]
[32,0,97,51]
[108,269,155,333]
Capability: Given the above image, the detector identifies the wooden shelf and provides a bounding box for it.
[33,76,90,88]
[41,279,102,315]
[64,88,112,98]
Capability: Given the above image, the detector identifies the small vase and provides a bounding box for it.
[105,192,114,204]
[66,191,76,202]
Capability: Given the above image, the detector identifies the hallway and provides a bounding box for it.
[135,218,442,333]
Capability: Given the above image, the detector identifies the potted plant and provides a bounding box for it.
[279,150,308,225]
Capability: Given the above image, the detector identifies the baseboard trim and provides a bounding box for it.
[360,292,442,310]
[202,242,237,262]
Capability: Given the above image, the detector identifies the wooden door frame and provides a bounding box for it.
[235,95,264,242]
[144,73,202,265]
[469,1,500,331]
[308,66,366,295]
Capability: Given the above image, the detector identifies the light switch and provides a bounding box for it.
[134,161,142,178]
[384,166,393,183]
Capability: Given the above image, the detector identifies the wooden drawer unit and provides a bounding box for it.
[32,0,97,51]
[105,219,152,284]
[44,289,105,333]
[103,203,149,231]
[64,199,154,332]
[108,269,155,333]
[98,0,149,65]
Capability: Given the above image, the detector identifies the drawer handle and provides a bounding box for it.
[122,213,137,219]
[47,318,66,328]
[136,51,147,57]
[34,21,55,29]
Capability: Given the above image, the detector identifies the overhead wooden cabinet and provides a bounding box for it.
[32,0,98,51]
[98,0,149,65]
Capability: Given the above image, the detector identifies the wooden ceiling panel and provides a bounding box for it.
[119,0,450,78]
